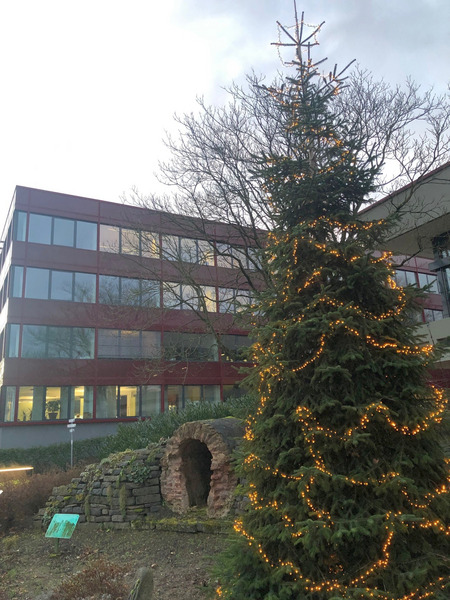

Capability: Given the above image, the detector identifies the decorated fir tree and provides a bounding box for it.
[216,10,449,600]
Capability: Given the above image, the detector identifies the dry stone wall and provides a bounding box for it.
[39,445,165,528]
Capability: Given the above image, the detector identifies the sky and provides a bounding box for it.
[0,0,448,228]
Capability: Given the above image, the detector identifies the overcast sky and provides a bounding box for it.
[0,0,448,227]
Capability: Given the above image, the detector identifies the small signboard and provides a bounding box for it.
[46,513,79,540]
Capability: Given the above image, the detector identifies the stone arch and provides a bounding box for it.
[161,418,244,518]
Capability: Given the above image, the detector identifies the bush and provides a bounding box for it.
[0,466,82,534]
[0,394,257,472]
[49,557,129,600]
[107,393,257,452]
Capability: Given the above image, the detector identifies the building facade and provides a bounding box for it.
[0,177,447,450]
[362,161,450,389]
[0,187,255,449]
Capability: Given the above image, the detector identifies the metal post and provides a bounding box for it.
[67,419,76,468]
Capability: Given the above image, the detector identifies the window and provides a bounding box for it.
[180,238,198,262]
[10,265,24,297]
[21,325,95,359]
[141,231,160,258]
[141,385,161,416]
[5,324,20,357]
[28,214,52,244]
[163,282,181,309]
[23,267,95,303]
[221,334,251,361]
[223,384,246,401]
[99,224,120,253]
[53,217,75,247]
[72,386,94,419]
[119,386,138,417]
[96,385,139,418]
[13,211,27,242]
[164,384,220,411]
[99,275,160,307]
[18,386,44,421]
[423,308,443,322]
[163,283,216,311]
[25,267,50,299]
[162,235,179,261]
[96,386,118,418]
[418,272,439,294]
[395,270,417,287]
[216,244,249,269]
[3,387,16,422]
[197,240,215,266]
[121,228,140,255]
[50,270,73,301]
[76,220,97,250]
[163,332,218,361]
[97,329,161,359]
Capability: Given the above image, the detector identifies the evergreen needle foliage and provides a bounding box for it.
[216,10,449,600]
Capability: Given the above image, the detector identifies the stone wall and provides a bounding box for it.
[39,445,165,528]
[39,417,246,528]
[161,418,244,518]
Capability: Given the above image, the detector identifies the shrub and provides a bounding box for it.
[0,466,81,534]
[48,557,129,600]
[0,394,257,472]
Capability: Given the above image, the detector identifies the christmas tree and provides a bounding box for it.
[216,9,449,600]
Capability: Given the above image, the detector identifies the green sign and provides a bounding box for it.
[45,513,79,539]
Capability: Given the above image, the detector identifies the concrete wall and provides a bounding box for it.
[0,421,120,450]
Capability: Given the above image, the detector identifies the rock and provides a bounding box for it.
[128,567,154,599]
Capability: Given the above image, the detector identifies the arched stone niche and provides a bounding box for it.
[161,418,244,518]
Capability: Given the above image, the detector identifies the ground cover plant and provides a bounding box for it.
[215,8,449,600]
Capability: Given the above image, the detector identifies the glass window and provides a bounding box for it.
[233,247,249,269]
[14,211,27,242]
[142,331,161,358]
[119,385,138,417]
[121,228,140,255]
[6,324,20,357]
[165,385,182,411]
[184,385,202,405]
[180,238,198,262]
[3,387,16,422]
[18,386,35,421]
[28,214,52,244]
[22,325,47,358]
[76,220,97,250]
[164,332,218,362]
[50,270,73,301]
[71,385,94,419]
[72,328,95,359]
[141,385,161,416]
[45,387,63,420]
[141,231,159,258]
[96,386,117,418]
[221,334,250,361]
[99,224,120,253]
[74,272,96,303]
[47,326,72,358]
[182,285,199,310]
[162,235,179,261]
[203,385,220,403]
[98,329,120,358]
[99,275,121,304]
[163,282,181,309]
[141,280,160,307]
[120,330,140,358]
[120,277,141,306]
[223,384,246,402]
[423,308,444,322]
[53,217,75,247]
[197,240,214,266]
[236,290,251,312]
[201,286,217,312]
[25,267,50,299]
[418,272,439,294]
[218,287,235,313]
[216,243,234,268]
[10,265,24,298]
